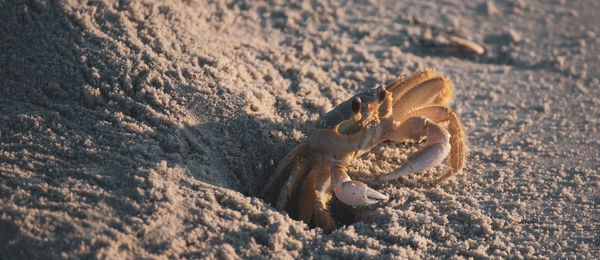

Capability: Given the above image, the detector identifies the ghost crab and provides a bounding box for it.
[262,68,465,232]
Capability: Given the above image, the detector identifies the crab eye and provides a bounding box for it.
[351,97,361,114]
[378,89,387,102]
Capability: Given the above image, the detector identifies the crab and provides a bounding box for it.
[262,68,465,232]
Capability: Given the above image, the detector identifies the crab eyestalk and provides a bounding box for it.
[351,97,362,120]
[378,88,387,102]
[377,88,393,119]
[337,97,363,135]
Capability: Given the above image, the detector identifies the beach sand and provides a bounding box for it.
[1,0,598,258]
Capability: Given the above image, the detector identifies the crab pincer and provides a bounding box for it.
[331,163,388,207]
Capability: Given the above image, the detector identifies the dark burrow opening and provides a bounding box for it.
[260,161,377,233]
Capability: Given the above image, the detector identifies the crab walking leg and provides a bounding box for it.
[275,157,310,210]
[261,143,308,197]
[312,166,336,233]
[297,168,318,223]
[433,108,465,183]
[380,117,451,181]
[386,68,436,103]
[392,76,454,122]
[297,163,338,232]
[330,162,388,207]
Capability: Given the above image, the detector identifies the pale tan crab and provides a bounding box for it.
[262,69,465,232]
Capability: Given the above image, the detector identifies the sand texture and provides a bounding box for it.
[1,0,599,258]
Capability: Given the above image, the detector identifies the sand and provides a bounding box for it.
[1,0,598,258]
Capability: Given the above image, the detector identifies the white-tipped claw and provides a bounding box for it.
[333,180,388,207]
[330,162,388,206]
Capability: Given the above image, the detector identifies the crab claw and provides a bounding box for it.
[333,180,388,206]
[331,163,388,206]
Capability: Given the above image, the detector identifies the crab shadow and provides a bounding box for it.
[183,115,299,196]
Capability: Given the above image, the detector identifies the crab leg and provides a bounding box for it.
[392,76,453,121]
[330,162,388,207]
[386,68,436,103]
[382,106,465,183]
[380,116,451,181]
[275,157,310,210]
[297,168,319,223]
[297,163,338,233]
[261,143,308,198]
[313,167,336,233]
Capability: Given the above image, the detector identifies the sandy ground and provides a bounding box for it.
[1,0,599,258]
